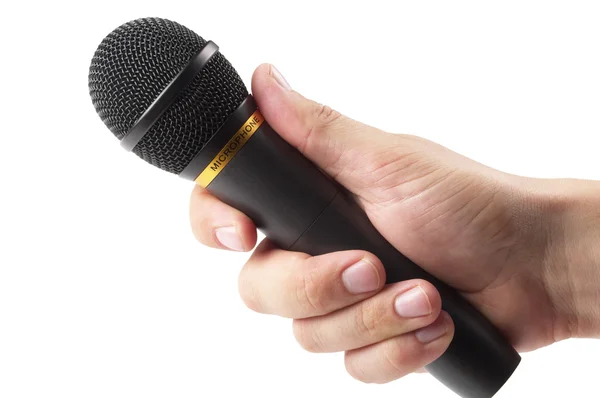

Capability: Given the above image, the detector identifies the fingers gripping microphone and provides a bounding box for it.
[89,18,520,398]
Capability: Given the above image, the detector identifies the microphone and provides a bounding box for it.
[88,17,520,398]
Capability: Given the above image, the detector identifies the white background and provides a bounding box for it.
[1,1,599,397]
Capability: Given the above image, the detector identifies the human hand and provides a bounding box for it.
[190,63,600,383]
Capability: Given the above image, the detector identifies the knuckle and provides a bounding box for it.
[237,269,263,313]
[344,353,369,383]
[381,338,409,377]
[356,299,386,338]
[295,270,326,314]
[314,103,342,127]
[292,319,323,353]
[189,216,211,245]
[303,103,343,154]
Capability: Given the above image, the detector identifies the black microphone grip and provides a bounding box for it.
[202,96,520,398]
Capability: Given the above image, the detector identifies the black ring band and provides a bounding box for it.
[120,41,220,151]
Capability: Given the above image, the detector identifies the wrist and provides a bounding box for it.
[531,178,600,339]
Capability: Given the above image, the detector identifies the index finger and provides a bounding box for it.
[189,185,257,251]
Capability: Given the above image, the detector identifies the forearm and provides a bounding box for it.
[537,179,600,339]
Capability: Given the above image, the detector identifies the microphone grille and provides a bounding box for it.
[89,17,248,174]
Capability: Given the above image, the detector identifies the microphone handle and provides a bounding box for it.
[201,96,520,398]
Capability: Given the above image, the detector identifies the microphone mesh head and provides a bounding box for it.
[89,17,248,174]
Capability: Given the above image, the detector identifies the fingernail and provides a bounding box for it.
[270,64,292,91]
[215,226,244,251]
[394,286,432,318]
[415,314,449,344]
[342,259,380,294]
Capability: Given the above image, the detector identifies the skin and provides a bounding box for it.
[189,63,600,384]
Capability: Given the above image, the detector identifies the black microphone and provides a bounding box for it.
[88,17,520,398]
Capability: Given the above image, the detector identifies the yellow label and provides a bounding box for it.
[195,110,264,188]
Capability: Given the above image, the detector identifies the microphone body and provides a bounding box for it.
[193,95,520,398]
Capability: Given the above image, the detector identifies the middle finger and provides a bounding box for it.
[238,240,386,319]
[292,279,442,353]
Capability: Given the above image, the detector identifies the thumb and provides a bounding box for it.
[251,63,414,200]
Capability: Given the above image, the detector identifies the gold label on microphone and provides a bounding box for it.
[195,109,264,188]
